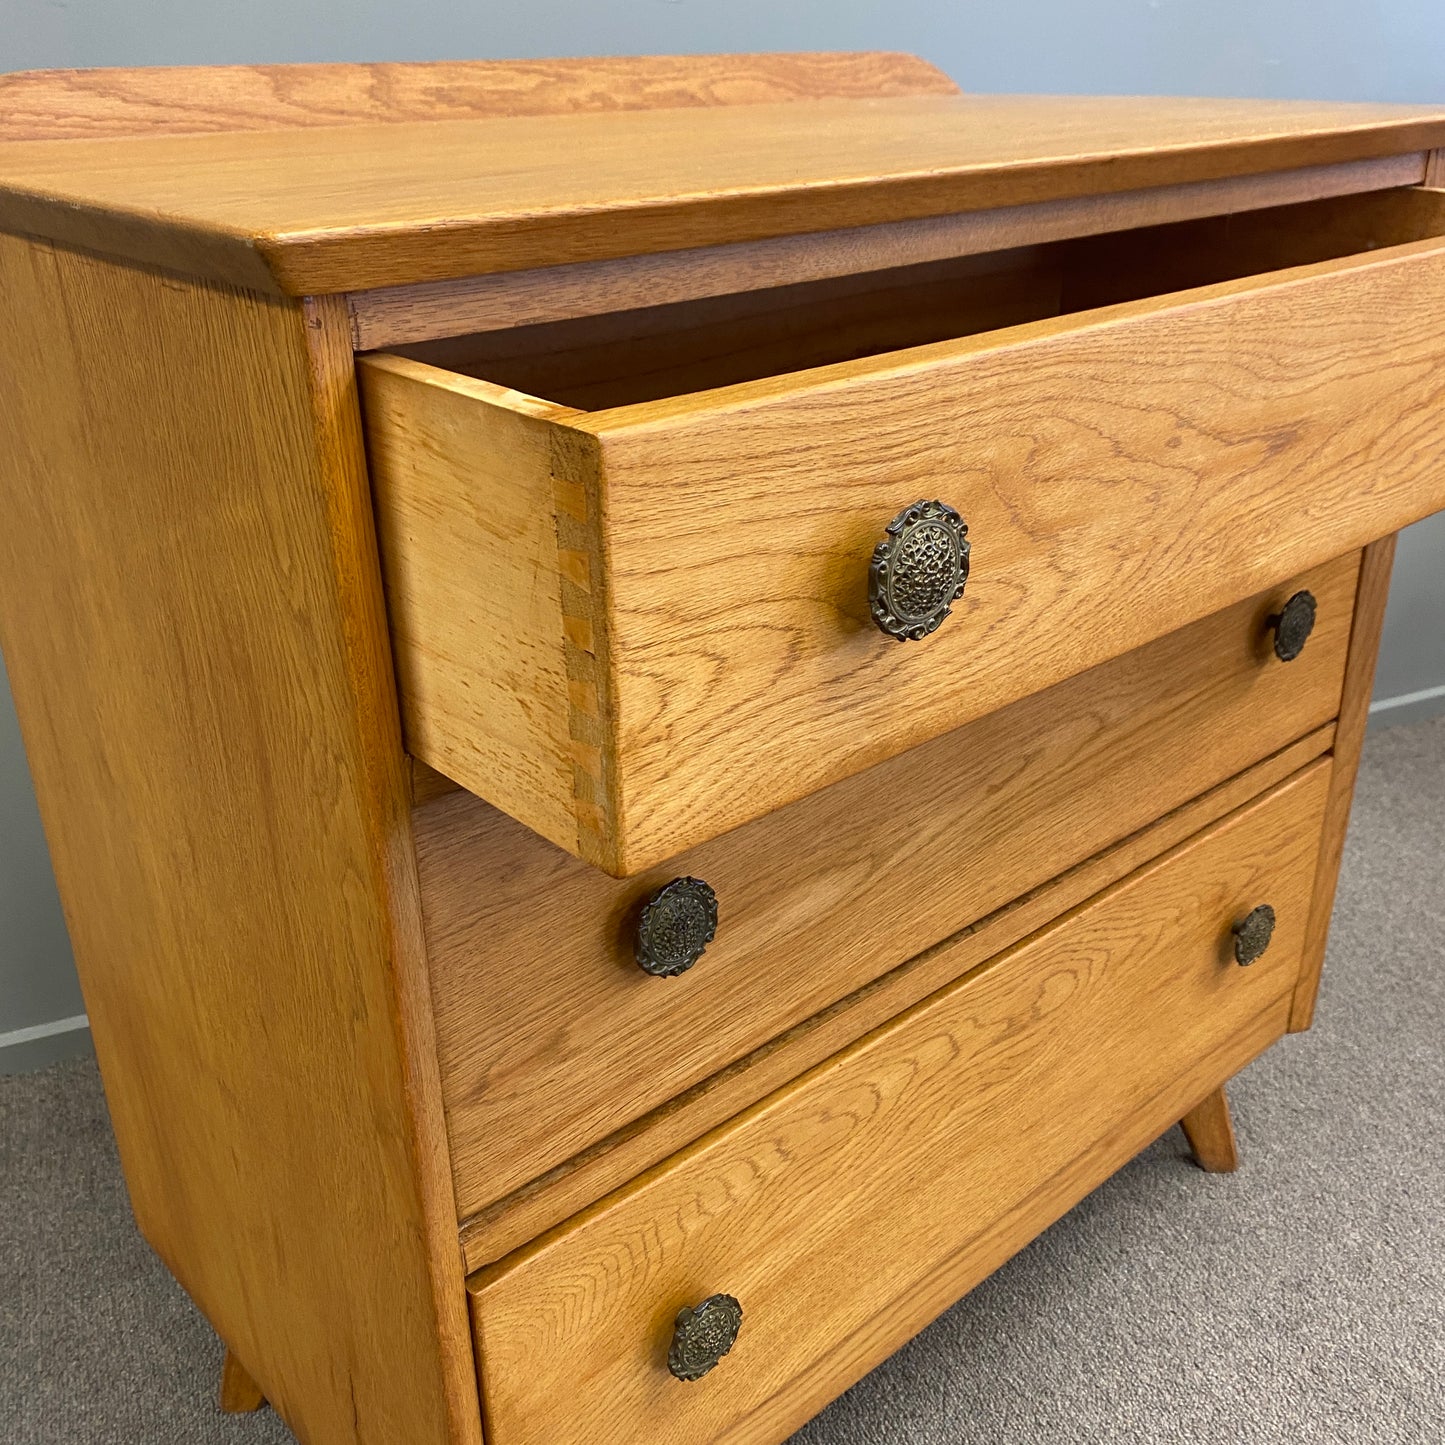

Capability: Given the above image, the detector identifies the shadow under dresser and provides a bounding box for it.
[1,50,1443,1445]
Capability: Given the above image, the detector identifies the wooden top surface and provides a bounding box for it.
[2,78,1443,295]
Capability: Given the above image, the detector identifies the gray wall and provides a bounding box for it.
[3,0,1444,1067]
[1,656,87,1068]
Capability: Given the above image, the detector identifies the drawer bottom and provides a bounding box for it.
[468,759,1331,1445]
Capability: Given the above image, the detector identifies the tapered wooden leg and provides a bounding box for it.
[219,1348,266,1414]
[1179,1085,1239,1173]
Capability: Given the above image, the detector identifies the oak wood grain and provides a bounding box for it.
[1179,1085,1241,1172]
[375,203,1445,873]
[387,185,1445,412]
[457,723,1334,1270]
[724,1016,1287,1445]
[468,763,1331,1445]
[0,53,959,142]
[3,95,1444,293]
[0,237,480,1445]
[349,154,1423,349]
[587,231,1445,872]
[393,187,1445,414]
[360,363,586,855]
[1291,533,1398,1031]
[420,556,1357,1219]
[1426,149,1445,186]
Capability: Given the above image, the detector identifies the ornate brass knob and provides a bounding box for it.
[1269,590,1317,662]
[668,1294,743,1382]
[635,877,718,978]
[1232,904,1276,966]
[868,499,971,641]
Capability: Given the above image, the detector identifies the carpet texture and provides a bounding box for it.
[3,716,1443,1444]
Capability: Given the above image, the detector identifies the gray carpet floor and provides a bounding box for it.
[4,716,1443,1444]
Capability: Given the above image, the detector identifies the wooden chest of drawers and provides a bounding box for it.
[0,52,1440,1445]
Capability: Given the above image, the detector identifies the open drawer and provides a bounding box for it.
[359,187,1445,874]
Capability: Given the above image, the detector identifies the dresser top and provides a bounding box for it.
[2,56,1443,297]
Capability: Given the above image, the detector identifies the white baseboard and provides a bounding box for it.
[1369,684,1445,730]
[0,1013,92,1074]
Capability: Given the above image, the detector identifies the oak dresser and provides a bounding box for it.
[2,52,1443,1445]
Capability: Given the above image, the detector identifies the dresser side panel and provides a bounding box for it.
[0,237,480,1445]
[1290,532,1397,1031]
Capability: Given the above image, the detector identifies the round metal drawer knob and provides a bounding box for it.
[868,499,971,641]
[668,1294,743,1382]
[635,876,719,978]
[1269,590,1317,662]
[1232,904,1277,966]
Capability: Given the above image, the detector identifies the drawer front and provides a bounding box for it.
[469,761,1331,1445]
[422,555,1355,1222]
[363,199,1445,874]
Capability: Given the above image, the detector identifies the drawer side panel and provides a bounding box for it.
[360,354,596,856]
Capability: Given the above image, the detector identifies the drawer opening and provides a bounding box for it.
[387,186,1445,413]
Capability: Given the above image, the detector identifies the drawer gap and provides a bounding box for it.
[386,187,1445,413]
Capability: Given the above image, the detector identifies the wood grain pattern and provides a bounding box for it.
[374,203,1445,873]
[219,1351,265,1414]
[348,154,1424,349]
[361,362,587,855]
[366,245,1051,859]
[457,723,1334,1270]
[1426,149,1445,186]
[394,187,1445,413]
[1179,1085,1240,1173]
[1291,534,1399,1032]
[300,291,484,1439]
[402,187,1445,411]
[0,238,480,1445]
[735,1016,1288,1445]
[420,556,1359,1220]
[468,764,1332,1445]
[0,53,958,141]
[3,95,1444,294]
[586,228,1445,872]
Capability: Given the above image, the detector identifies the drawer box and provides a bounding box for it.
[420,555,1355,1221]
[468,759,1331,1445]
[362,187,1445,874]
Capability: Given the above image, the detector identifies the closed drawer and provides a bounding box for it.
[420,555,1354,1223]
[468,759,1331,1445]
[363,187,1445,874]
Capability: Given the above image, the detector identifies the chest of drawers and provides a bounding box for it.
[0,52,1441,1445]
